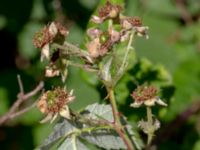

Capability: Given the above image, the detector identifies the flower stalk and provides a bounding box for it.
[146,106,153,145]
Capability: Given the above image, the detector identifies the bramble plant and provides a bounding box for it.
[31,1,169,150]
[0,0,172,150]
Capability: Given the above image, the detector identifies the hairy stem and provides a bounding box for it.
[147,106,153,145]
[107,88,134,150]
[108,89,120,124]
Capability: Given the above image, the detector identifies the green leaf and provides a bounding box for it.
[84,103,114,122]
[64,67,100,111]
[37,119,77,150]
[58,137,89,150]
[126,125,144,150]
[38,103,143,150]
[82,129,126,150]
[99,57,113,84]
[82,103,126,149]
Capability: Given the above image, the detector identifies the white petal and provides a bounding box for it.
[40,113,53,123]
[50,113,58,123]
[144,98,156,107]
[91,16,103,24]
[130,101,143,108]
[156,97,167,107]
[41,44,50,61]
[45,68,60,77]
[59,106,70,119]
[154,119,160,130]
[69,89,74,96]
[49,22,58,37]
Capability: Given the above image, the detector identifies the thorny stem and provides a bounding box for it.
[146,106,153,145]
[107,88,134,150]
[0,81,44,125]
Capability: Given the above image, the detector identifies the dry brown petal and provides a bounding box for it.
[37,94,48,114]
[86,38,101,58]
[87,28,102,39]
[131,85,158,103]
[127,16,142,27]
[121,19,133,30]
[56,22,68,36]
[33,22,68,50]
[99,38,112,56]
[108,27,120,43]
[134,26,149,39]
[33,26,52,49]
[98,1,122,20]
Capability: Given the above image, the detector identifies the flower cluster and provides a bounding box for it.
[33,22,68,61]
[130,85,167,107]
[86,0,149,59]
[37,87,75,123]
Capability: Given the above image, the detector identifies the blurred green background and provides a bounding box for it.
[0,0,200,149]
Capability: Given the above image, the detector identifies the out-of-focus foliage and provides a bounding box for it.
[0,0,200,149]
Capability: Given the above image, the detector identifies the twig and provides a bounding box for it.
[176,0,193,25]
[17,75,24,95]
[9,102,37,120]
[0,78,44,126]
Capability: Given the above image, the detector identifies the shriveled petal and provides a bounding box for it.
[138,119,148,134]
[121,19,132,30]
[134,26,149,39]
[144,98,156,107]
[40,113,53,123]
[156,97,167,107]
[87,28,102,39]
[49,22,58,37]
[61,69,68,83]
[154,119,160,130]
[130,101,143,108]
[69,89,74,96]
[59,106,70,119]
[50,113,58,124]
[120,31,130,42]
[86,38,101,58]
[109,27,120,43]
[37,98,48,114]
[41,44,50,61]
[91,16,103,24]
